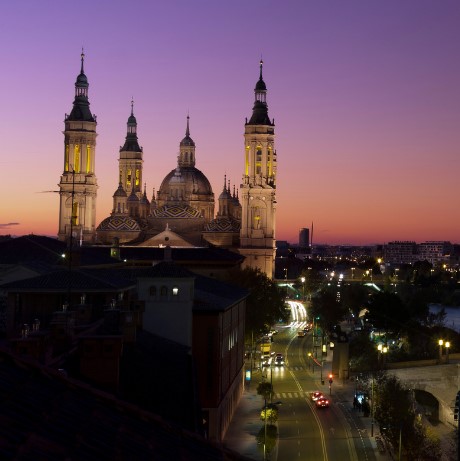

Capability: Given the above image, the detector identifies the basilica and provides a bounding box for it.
[58,54,277,277]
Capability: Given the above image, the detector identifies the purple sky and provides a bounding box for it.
[1,1,459,245]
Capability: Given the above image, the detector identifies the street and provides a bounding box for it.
[259,315,378,461]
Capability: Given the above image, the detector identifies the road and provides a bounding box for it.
[268,307,377,461]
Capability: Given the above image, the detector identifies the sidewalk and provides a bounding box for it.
[223,368,265,460]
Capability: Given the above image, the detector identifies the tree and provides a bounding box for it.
[311,285,347,332]
[229,267,288,338]
[340,284,370,318]
[373,373,441,460]
[260,404,279,424]
[257,382,273,401]
[367,291,409,336]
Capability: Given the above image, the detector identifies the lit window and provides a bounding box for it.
[65,145,69,172]
[86,146,91,173]
[172,287,179,296]
[74,145,81,173]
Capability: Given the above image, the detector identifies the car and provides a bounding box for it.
[311,391,324,401]
[274,355,284,366]
[297,330,306,337]
[262,356,272,367]
[315,397,330,408]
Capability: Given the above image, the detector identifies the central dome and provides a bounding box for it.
[159,166,213,197]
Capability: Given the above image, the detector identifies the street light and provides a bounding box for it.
[446,341,450,364]
[439,339,444,363]
[378,343,388,369]
[301,276,305,300]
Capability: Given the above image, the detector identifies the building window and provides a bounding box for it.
[65,145,69,172]
[149,286,157,297]
[74,144,81,173]
[86,145,91,173]
[160,286,168,297]
[172,287,179,296]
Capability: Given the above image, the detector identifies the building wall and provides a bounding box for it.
[137,277,195,348]
[193,298,246,442]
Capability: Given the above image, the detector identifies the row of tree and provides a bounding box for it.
[371,373,445,460]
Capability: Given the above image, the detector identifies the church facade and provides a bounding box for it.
[58,55,277,277]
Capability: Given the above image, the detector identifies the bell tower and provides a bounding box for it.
[118,99,143,197]
[58,51,98,244]
[239,60,277,278]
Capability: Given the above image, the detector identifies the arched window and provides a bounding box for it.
[149,286,156,297]
[74,145,81,173]
[160,286,168,297]
[172,287,179,296]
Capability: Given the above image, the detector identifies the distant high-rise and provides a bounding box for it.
[299,228,310,248]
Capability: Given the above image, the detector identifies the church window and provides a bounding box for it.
[127,169,132,187]
[185,152,188,162]
[172,287,179,296]
[65,145,69,172]
[160,286,168,297]
[86,146,91,173]
[149,286,157,297]
[135,169,140,186]
[245,146,250,176]
[74,145,81,173]
[117,203,121,213]
[256,147,262,174]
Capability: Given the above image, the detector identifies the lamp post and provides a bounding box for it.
[439,339,444,363]
[371,374,375,437]
[284,268,288,299]
[446,341,450,364]
[270,359,273,404]
[301,276,305,301]
[263,396,267,461]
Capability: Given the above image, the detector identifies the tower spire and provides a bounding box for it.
[81,48,85,74]
[178,113,196,167]
[185,113,190,138]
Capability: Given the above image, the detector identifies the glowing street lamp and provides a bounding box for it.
[446,341,450,364]
[301,276,305,300]
[438,339,444,363]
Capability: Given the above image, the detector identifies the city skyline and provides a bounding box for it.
[1,1,459,245]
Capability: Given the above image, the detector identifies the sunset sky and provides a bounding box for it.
[1,1,459,245]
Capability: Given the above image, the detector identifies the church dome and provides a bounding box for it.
[113,183,127,197]
[180,134,195,147]
[159,167,213,196]
[76,72,88,87]
[97,215,141,232]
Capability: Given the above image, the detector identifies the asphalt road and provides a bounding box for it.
[268,323,377,461]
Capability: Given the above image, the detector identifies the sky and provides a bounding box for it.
[1,0,459,245]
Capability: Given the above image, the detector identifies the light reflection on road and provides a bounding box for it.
[285,300,309,328]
